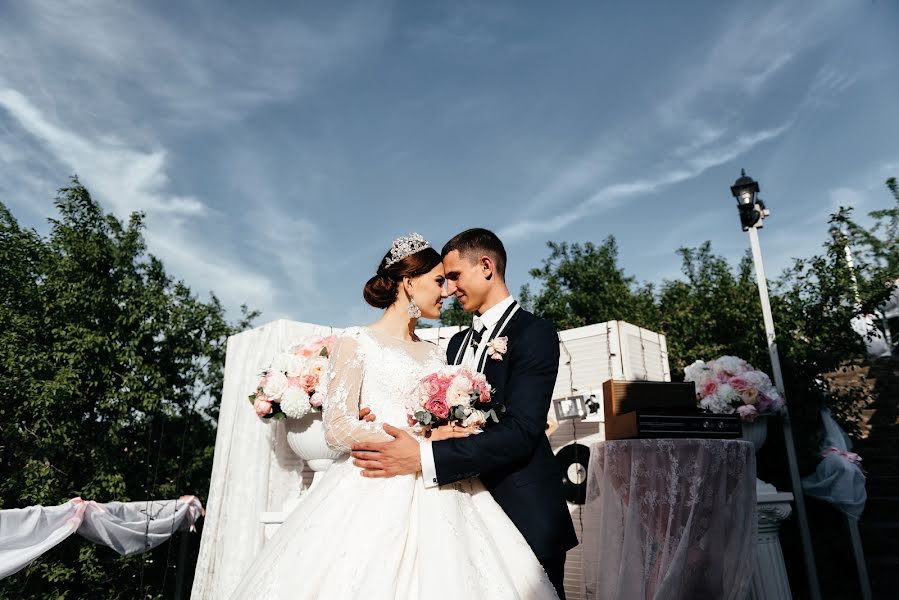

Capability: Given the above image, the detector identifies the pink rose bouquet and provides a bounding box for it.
[249,334,337,421]
[408,366,502,434]
[684,355,785,422]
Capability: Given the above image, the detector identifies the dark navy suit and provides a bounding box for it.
[433,308,578,597]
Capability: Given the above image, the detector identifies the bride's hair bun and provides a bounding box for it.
[362,245,442,310]
[363,273,398,309]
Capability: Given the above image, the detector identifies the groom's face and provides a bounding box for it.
[442,250,489,313]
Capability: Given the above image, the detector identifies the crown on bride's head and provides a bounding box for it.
[384,233,431,267]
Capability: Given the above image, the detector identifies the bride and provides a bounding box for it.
[229,234,558,599]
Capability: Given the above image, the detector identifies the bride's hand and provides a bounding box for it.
[428,423,480,441]
[359,407,376,422]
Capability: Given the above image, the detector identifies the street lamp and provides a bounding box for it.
[730,169,769,231]
[728,169,823,600]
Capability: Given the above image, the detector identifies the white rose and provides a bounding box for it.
[462,410,486,428]
[683,360,707,382]
[712,356,748,377]
[285,355,306,377]
[263,370,289,400]
[302,357,328,380]
[270,352,293,374]
[446,386,470,409]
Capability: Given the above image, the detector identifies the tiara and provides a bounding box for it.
[384,233,431,267]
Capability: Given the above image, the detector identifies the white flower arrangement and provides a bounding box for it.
[684,356,785,422]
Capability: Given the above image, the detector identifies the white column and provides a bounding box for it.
[749,487,794,600]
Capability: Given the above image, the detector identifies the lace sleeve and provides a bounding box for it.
[322,334,392,452]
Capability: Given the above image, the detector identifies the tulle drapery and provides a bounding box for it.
[0,496,203,579]
[190,320,339,600]
[801,408,867,520]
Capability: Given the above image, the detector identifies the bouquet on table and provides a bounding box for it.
[249,334,337,421]
[684,355,785,422]
[407,366,503,435]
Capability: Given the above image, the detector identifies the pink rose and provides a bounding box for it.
[424,398,450,420]
[700,380,719,398]
[736,404,758,422]
[309,392,324,408]
[421,374,441,398]
[302,375,318,394]
[287,376,303,388]
[254,397,273,417]
[477,384,489,403]
[729,377,750,391]
[485,337,508,361]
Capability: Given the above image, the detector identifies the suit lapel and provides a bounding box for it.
[476,301,520,373]
[451,328,474,366]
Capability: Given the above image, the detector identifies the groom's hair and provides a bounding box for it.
[442,228,507,279]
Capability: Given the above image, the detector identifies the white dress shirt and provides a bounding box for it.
[420,295,516,488]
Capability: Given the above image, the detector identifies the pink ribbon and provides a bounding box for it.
[822,447,865,476]
[178,495,205,532]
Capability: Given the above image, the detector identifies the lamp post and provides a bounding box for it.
[729,169,822,600]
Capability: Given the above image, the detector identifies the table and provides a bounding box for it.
[582,439,757,600]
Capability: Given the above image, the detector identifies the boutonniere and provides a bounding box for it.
[485,336,508,361]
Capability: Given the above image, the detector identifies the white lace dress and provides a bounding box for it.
[229,327,558,599]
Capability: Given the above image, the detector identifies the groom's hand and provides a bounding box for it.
[351,424,421,478]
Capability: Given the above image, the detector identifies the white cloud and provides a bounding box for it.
[500,122,793,241]
[0,1,392,320]
[0,89,206,217]
[498,0,855,245]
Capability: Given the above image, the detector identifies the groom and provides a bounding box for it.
[351,228,578,598]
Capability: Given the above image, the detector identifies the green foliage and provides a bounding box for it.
[0,179,257,599]
[655,244,768,378]
[439,297,473,326]
[522,238,657,330]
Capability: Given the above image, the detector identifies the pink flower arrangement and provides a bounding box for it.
[249,334,337,421]
[684,356,785,422]
[408,366,502,433]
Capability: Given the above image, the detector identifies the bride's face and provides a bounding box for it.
[409,264,448,320]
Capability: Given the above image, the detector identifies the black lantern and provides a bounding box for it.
[730,169,765,231]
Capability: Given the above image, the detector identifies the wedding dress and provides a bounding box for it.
[229,327,558,599]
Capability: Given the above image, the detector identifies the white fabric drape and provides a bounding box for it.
[190,320,340,600]
[0,496,203,579]
[582,439,757,600]
[801,408,867,520]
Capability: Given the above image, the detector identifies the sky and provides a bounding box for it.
[1,0,897,328]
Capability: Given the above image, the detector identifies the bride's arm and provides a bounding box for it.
[322,335,393,452]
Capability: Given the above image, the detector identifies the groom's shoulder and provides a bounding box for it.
[513,309,558,342]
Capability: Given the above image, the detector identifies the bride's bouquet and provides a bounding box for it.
[249,334,337,421]
[408,366,503,434]
[684,355,785,422]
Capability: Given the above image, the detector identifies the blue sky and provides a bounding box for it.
[1,0,897,327]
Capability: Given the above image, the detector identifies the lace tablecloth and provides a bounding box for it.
[582,439,756,600]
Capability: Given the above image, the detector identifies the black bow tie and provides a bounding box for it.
[469,321,485,349]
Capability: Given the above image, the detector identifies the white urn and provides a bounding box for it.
[284,411,344,491]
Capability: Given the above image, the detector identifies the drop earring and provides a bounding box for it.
[407,298,422,319]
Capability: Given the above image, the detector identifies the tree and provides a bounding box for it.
[520,238,657,330]
[655,243,768,378]
[0,179,256,599]
[439,297,472,327]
